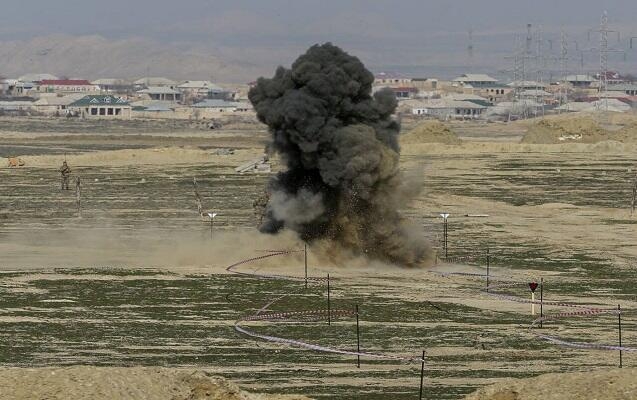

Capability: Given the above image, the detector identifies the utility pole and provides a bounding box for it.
[586,11,624,113]
[559,29,569,112]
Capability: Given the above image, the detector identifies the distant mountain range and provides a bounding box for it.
[0,35,265,83]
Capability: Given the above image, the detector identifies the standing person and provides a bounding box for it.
[60,161,71,190]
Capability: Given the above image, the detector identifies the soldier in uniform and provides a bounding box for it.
[252,190,270,228]
[60,161,71,190]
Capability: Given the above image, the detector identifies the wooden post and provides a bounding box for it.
[210,215,214,239]
[327,273,331,326]
[419,350,425,400]
[355,304,360,368]
[618,304,623,368]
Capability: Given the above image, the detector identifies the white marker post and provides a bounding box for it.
[207,212,217,238]
[439,213,450,259]
[529,282,539,316]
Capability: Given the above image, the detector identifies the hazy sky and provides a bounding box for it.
[2,0,637,75]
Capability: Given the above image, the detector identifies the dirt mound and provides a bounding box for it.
[464,368,637,400]
[522,114,637,144]
[521,116,608,144]
[400,121,461,145]
[0,366,312,400]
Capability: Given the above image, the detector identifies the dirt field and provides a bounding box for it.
[1,116,636,399]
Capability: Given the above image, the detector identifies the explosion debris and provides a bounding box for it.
[249,43,427,266]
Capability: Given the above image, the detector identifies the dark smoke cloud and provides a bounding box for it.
[249,43,428,266]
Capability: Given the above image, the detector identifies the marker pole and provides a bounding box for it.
[444,218,448,259]
[618,304,623,368]
[531,292,535,315]
[419,350,425,400]
[327,273,331,326]
[539,278,544,329]
[304,243,308,289]
[356,304,360,368]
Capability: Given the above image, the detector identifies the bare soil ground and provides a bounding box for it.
[0,366,310,400]
[1,115,636,399]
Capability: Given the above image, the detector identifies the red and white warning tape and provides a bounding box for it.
[439,264,636,352]
[227,250,423,363]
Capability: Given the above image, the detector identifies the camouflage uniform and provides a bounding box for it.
[252,190,270,228]
[60,161,71,190]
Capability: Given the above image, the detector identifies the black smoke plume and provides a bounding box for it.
[249,43,427,266]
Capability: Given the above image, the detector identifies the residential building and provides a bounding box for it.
[0,100,34,112]
[192,99,251,113]
[507,80,547,90]
[452,74,498,87]
[17,73,58,83]
[374,72,412,87]
[475,84,512,103]
[565,74,597,88]
[92,79,135,94]
[410,98,487,119]
[38,80,99,94]
[596,71,629,85]
[389,86,418,99]
[178,80,223,98]
[69,95,132,119]
[133,77,176,89]
[33,94,85,115]
[137,86,181,101]
[8,81,38,97]
[608,83,637,96]
[445,93,492,106]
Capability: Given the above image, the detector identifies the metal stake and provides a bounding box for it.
[356,304,360,368]
[444,218,448,259]
[619,304,623,368]
[327,274,331,326]
[304,243,308,289]
[540,278,543,329]
[419,350,425,400]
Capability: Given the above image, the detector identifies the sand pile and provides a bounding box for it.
[521,116,608,144]
[464,368,637,400]
[400,121,461,145]
[522,114,637,144]
[0,366,312,400]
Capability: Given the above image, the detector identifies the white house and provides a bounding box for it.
[411,99,487,119]
[33,94,86,115]
[133,77,176,89]
[137,86,181,101]
[452,74,498,87]
[178,80,224,98]
[192,99,251,113]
